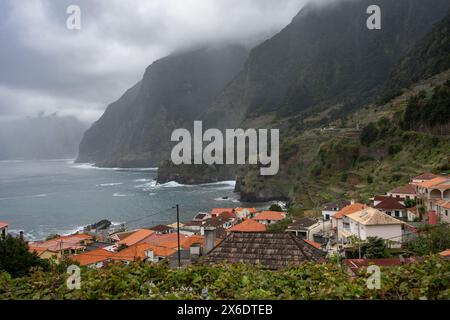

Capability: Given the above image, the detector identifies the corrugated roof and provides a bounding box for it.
[203,232,325,269]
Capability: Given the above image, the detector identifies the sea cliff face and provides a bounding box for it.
[77,46,249,168]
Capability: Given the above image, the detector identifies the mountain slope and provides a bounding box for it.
[202,0,450,130]
[77,45,249,167]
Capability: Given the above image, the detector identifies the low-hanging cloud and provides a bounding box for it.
[0,0,314,123]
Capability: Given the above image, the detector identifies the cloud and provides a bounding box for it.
[0,0,309,123]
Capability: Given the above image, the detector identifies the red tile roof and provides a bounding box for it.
[118,229,156,247]
[389,184,416,195]
[112,243,177,261]
[70,248,112,266]
[416,177,448,188]
[28,234,93,253]
[439,249,450,257]
[413,173,439,180]
[211,208,234,217]
[344,258,418,271]
[0,221,8,229]
[374,197,406,210]
[332,203,367,219]
[303,239,322,249]
[253,211,286,221]
[140,233,204,250]
[228,219,267,233]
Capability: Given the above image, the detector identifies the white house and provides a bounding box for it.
[0,221,8,238]
[253,211,287,225]
[342,207,404,248]
[435,200,450,224]
[387,184,417,201]
[322,201,350,220]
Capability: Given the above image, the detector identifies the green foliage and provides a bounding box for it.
[267,219,292,233]
[361,123,379,146]
[269,204,283,212]
[402,81,450,130]
[408,223,450,256]
[0,236,50,278]
[364,237,389,259]
[404,199,417,209]
[0,256,448,300]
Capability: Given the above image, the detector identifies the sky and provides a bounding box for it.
[0,0,312,123]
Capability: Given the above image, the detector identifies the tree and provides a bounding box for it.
[269,204,283,212]
[404,199,417,208]
[0,236,50,278]
[364,237,389,259]
[408,223,450,255]
[361,123,379,146]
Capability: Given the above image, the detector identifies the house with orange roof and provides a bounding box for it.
[140,233,204,251]
[331,202,367,240]
[0,221,8,238]
[70,248,113,268]
[253,211,287,225]
[211,208,234,218]
[28,233,93,262]
[415,176,450,210]
[411,173,439,184]
[111,243,177,264]
[227,219,267,233]
[117,229,156,247]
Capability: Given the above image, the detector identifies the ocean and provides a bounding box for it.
[0,159,263,241]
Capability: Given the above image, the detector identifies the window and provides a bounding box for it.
[446,210,449,217]
[395,210,400,217]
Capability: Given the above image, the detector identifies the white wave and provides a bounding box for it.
[200,180,236,187]
[113,192,131,197]
[0,160,25,163]
[72,163,158,172]
[31,194,48,198]
[149,193,157,196]
[97,182,123,187]
[134,178,153,182]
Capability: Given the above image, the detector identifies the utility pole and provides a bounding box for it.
[175,204,181,268]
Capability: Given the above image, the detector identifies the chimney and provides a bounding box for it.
[19,231,24,241]
[428,210,437,226]
[204,227,217,254]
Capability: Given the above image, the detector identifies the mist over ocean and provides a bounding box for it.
[0,160,254,241]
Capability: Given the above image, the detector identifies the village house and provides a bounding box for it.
[415,176,450,210]
[411,172,439,184]
[111,243,177,265]
[286,218,320,240]
[234,207,257,219]
[344,257,419,276]
[439,249,450,260]
[374,197,408,219]
[29,234,93,262]
[331,202,368,240]
[435,200,450,223]
[149,224,174,234]
[253,211,287,225]
[372,195,405,207]
[407,207,421,222]
[0,221,8,238]
[211,208,234,218]
[341,207,404,248]
[70,248,113,268]
[321,201,351,220]
[202,232,326,269]
[117,229,156,247]
[387,184,417,201]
